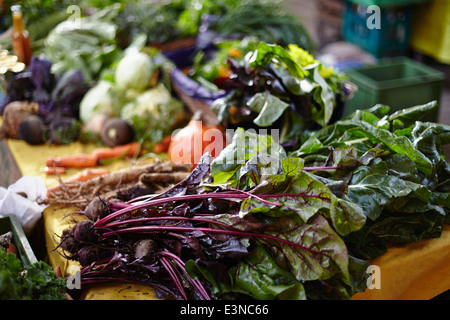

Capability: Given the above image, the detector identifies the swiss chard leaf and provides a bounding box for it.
[246,92,290,127]
[388,100,438,127]
[264,213,349,282]
[346,173,413,220]
[210,127,286,188]
[311,67,335,127]
[239,157,366,236]
[248,42,306,80]
[357,121,433,175]
[298,115,434,175]
[228,243,306,300]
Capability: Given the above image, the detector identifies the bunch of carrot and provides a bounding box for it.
[44,141,141,174]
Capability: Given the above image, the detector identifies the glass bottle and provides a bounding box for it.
[11,5,32,66]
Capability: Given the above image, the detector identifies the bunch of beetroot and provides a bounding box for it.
[57,150,373,300]
[58,156,254,300]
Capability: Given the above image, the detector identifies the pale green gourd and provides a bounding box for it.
[114,48,153,92]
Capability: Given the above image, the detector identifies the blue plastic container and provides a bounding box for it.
[342,0,413,57]
[346,0,429,7]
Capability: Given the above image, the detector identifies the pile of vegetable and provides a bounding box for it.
[187,36,260,92]
[79,37,186,149]
[0,233,67,300]
[292,101,450,258]
[0,1,317,151]
[1,0,448,301]
[209,42,349,142]
[112,0,198,47]
[207,0,315,51]
[0,32,186,149]
[44,160,191,210]
[113,0,314,50]
[43,5,122,84]
[0,56,89,145]
[55,101,449,300]
[0,1,123,56]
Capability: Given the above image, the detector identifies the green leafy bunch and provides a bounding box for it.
[292,101,450,258]
[211,42,347,142]
[190,101,449,299]
[0,248,67,300]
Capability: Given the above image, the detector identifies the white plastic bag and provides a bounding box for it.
[0,176,48,234]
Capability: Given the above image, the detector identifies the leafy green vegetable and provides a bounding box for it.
[246,93,290,127]
[209,127,287,188]
[113,0,239,47]
[203,101,449,297]
[61,100,449,300]
[291,101,449,259]
[113,0,312,51]
[210,42,348,142]
[113,0,186,46]
[0,248,67,300]
[75,150,363,299]
[211,0,315,52]
[44,6,121,83]
[249,42,307,79]
[228,243,306,300]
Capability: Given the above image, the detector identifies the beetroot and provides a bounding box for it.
[84,197,109,221]
[73,220,97,243]
[59,234,80,254]
[77,245,112,267]
[134,239,158,260]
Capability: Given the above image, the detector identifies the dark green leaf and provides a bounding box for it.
[312,67,335,126]
[241,157,366,235]
[388,100,438,126]
[210,127,286,188]
[246,92,290,127]
[249,42,306,79]
[346,173,413,220]
[229,243,306,300]
[265,214,349,282]
[357,121,433,175]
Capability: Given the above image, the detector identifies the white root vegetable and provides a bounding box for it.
[43,161,190,209]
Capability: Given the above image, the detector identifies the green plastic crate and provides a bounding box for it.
[0,214,37,267]
[347,0,429,7]
[344,57,445,121]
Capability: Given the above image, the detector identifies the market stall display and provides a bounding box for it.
[0,0,448,302]
[51,102,450,300]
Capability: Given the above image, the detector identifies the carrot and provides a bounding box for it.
[92,142,141,161]
[45,142,141,170]
[54,266,74,300]
[44,166,66,175]
[153,135,172,154]
[46,154,98,168]
[6,242,18,258]
[54,266,63,278]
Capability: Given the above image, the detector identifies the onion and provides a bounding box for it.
[168,113,227,169]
